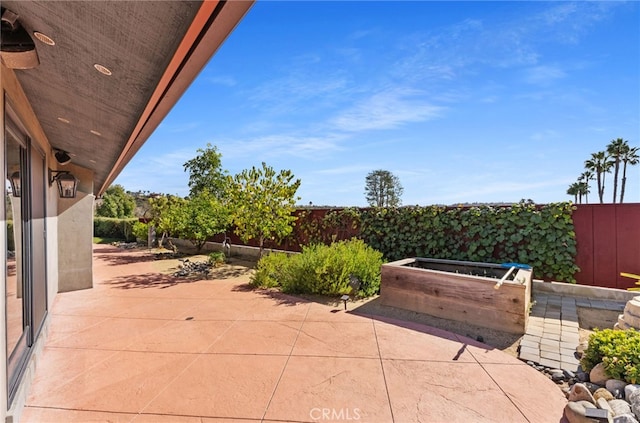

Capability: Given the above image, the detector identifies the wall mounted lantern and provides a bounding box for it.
[49,169,78,198]
[9,171,20,197]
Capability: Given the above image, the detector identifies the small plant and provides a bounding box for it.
[581,328,640,384]
[207,251,226,267]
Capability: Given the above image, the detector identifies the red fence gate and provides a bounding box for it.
[573,203,640,289]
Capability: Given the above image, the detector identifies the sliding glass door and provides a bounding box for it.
[4,104,48,404]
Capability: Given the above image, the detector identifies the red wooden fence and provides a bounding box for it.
[573,203,640,289]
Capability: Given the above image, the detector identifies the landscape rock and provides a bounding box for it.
[608,380,629,396]
[614,414,639,423]
[609,399,632,416]
[591,363,610,386]
[598,397,614,413]
[564,400,598,423]
[576,341,589,359]
[629,390,640,418]
[577,371,590,382]
[173,259,212,277]
[569,383,596,404]
[595,388,616,402]
[611,389,626,400]
[586,382,604,393]
[553,372,567,383]
[626,385,640,400]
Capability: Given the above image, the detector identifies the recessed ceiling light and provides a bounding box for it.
[90,130,101,136]
[94,63,112,76]
[33,31,55,46]
[89,159,97,164]
[57,117,70,123]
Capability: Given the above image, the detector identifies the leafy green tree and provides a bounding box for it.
[364,169,403,207]
[149,194,186,248]
[620,145,639,203]
[174,191,231,253]
[585,151,614,204]
[183,143,228,198]
[96,184,136,218]
[227,162,301,256]
[606,138,628,203]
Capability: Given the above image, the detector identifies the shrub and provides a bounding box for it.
[581,328,640,384]
[94,217,138,241]
[208,251,226,267]
[251,252,291,289]
[250,239,384,297]
[132,221,148,243]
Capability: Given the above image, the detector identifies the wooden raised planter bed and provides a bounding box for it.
[380,258,532,334]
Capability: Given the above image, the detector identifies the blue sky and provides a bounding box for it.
[115,1,640,206]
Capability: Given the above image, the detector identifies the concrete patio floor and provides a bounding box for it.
[22,245,567,423]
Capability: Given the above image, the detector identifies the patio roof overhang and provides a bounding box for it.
[1,0,254,196]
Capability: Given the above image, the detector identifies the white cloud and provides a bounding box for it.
[530,130,560,142]
[206,75,237,87]
[330,88,444,132]
[217,133,345,161]
[523,65,567,86]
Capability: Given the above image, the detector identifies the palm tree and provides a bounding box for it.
[585,151,614,204]
[620,145,639,203]
[577,181,590,204]
[606,138,628,203]
[566,182,579,203]
[579,170,593,203]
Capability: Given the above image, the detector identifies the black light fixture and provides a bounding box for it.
[9,171,21,197]
[54,150,72,165]
[49,169,78,198]
[0,8,39,69]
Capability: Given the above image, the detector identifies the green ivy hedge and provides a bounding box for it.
[359,202,579,282]
[94,217,138,241]
[292,202,579,283]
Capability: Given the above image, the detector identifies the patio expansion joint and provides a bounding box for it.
[260,304,313,422]
[467,351,531,422]
[370,320,396,423]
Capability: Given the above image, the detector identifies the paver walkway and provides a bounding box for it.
[21,245,568,423]
[519,293,627,371]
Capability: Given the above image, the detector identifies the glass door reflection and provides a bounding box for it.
[5,117,28,392]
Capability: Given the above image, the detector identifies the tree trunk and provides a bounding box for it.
[597,173,603,203]
[620,163,628,203]
[612,161,620,203]
[259,236,264,257]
